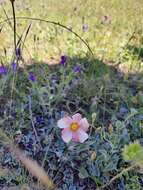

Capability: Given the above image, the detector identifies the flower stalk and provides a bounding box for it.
[10,0,17,55]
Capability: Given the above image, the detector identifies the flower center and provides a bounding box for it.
[70,122,79,132]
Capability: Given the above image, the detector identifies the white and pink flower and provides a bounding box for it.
[57,113,89,143]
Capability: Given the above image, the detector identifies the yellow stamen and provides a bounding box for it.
[70,122,79,132]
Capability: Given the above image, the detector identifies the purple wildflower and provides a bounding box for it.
[60,55,67,66]
[82,24,88,32]
[16,47,21,59]
[0,65,7,75]
[29,73,36,82]
[36,116,44,124]
[11,62,17,71]
[73,65,81,73]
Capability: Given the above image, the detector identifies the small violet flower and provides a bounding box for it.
[57,113,89,143]
[0,65,7,75]
[16,47,21,59]
[60,55,67,66]
[82,24,88,32]
[11,62,17,71]
[29,73,37,82]
[73,65,81,73]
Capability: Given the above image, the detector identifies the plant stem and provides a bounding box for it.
[10,0,17,55]
[97,164,136,190]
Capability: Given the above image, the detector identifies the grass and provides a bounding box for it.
[0,0,143,189]
[0,0,143,65]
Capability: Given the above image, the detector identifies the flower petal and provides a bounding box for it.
[57,117,72,128]
[77,129,88,143]
[72,132,79,142]
[79,118,89,132]
[72,113,82,122]
[61,128,72,143]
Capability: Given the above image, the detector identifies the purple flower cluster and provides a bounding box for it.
[0,66,7,75]
[29,73,37,82]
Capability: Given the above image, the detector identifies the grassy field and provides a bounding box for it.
[0,0,143,69]
[0,0,143,190]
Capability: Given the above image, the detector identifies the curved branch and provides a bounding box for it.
[0,16,94,56]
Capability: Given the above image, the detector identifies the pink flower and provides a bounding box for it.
[57,113,89,143]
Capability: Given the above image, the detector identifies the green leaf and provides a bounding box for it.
[130,108,138,115]
[78,167,89,179]
[123,141,143,165]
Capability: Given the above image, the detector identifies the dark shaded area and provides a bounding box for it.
[0,55,143,190]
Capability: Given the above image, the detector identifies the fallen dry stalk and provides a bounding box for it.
[0,128,55,189]
[10,145,55,190]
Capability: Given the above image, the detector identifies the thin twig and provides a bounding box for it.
[28,95,42,149]
[97,165,136,190]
